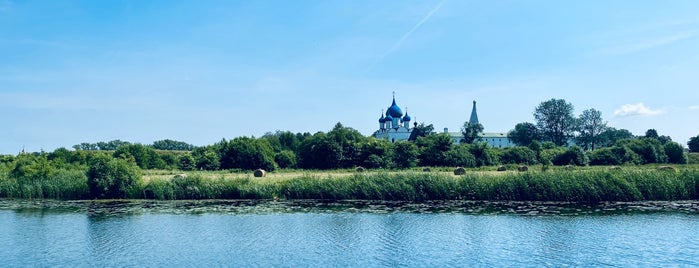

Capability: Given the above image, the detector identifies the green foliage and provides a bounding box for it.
[151,139,195,151]
[393,141,419,168]
[620,138,668,164]
[408,123,435,141]
[220,137,277,171]
[469,142,498,167]
[445,144,477,167]
[597,128,634,148]
[552,146,588,166]
[298,132,343,169]
[534,98,576,146]
[177,154,196,171]
[359,139,393,169]
[575,108,606,150]
[416,133,453,166]
[499,146,538,165]
[508,122,540,146]
[688,135,699,153]
[192,148,220,170]
[664,142,687,164]
[114,144,167,169]
[87,155,142,199]
[461,122,484,144]
[588,148,620,166]
[275,150,298,169]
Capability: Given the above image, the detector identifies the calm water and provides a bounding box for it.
[1,201,699,267]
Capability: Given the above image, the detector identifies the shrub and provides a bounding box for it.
[177,154,196,171]
[664,142,687,164]
[87,155,141,199]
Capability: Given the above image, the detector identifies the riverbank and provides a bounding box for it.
[2,199,699,216]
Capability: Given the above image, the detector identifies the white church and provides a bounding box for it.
[373,95,515,148]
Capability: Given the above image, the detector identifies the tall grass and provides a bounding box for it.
[2,166,699,202]
[0,169,89,199]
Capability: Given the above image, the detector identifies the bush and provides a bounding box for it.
[87,155,141,199]
[178,154,196,171]
[588,148,620,166]
[499,146,538,165]
[664,142,687,164]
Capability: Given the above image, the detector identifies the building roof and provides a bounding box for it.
[387,97,404,118]
[469,100,479,125]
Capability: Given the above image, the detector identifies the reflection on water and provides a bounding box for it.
[1,200,699,267]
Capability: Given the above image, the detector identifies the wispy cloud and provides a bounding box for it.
[367,0,446,72]
[689,105,699,110]
[614,103,664,117]
[593,32,695,56]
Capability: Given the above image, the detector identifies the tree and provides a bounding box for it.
[445,144,477,167]
[152,139,195,151]
[689,135,699,152]
[274,150,297,169]
[416,133,453,166]
[87,155,141,199]
[534,99,576,146]
[177,154,196,171]
[498,146,538,165]
[576,108,607,150]
[597,128,634,148]
[645,129,659,139]
[408,123,435,141]
[461,122,484,144]
[507,122,540,146]
[393,141,419,168]
[219,137,277,171]
[468,142,498,167]
[664,142,687,164]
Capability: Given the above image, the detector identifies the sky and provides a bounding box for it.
[1,0,698,153]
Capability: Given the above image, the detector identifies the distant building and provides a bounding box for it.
[373,94,414,142]
[373,96,514,148]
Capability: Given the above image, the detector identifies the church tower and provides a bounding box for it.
[468,100,479,125]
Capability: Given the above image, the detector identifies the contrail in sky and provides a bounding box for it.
[366,0,447,73]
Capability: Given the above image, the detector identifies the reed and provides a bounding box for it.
[2,166,698,202]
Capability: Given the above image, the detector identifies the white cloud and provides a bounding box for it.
[690,105,699,110]
[614,103,664,117]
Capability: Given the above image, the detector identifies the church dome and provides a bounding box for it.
[379,113,386,123]
[387,98,403,118]
[402,112,411,122]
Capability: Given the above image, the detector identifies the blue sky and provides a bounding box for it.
[1,0,698,153]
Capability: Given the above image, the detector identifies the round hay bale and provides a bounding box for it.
[253,169,266,177]
[422,167,431,172]
[453,167,466,175]
[657,166,677,172]
[497,165,507,172]
[517,165,528,172]
[565,165,575,171]
[355,166,366,173]
[609,166,622,171]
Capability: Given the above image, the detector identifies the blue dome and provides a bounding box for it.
[387,98,403,118]
[402,112,411,122]
[385,114,394,121]
[379,113,386,123]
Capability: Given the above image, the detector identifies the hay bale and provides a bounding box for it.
[355,166,366,173]
[565,165,575,171]
[172,173,187,180]
[453,167,466,175]
[497,165,507,172]
[609,166,622,171]
[657,166,678,172]
[253,169,266,177]
[517,165,528,172]
[422,167,431,172]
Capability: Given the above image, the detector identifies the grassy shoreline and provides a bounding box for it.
[2,166,698,203]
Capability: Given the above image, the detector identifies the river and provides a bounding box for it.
[1,200,698,267]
